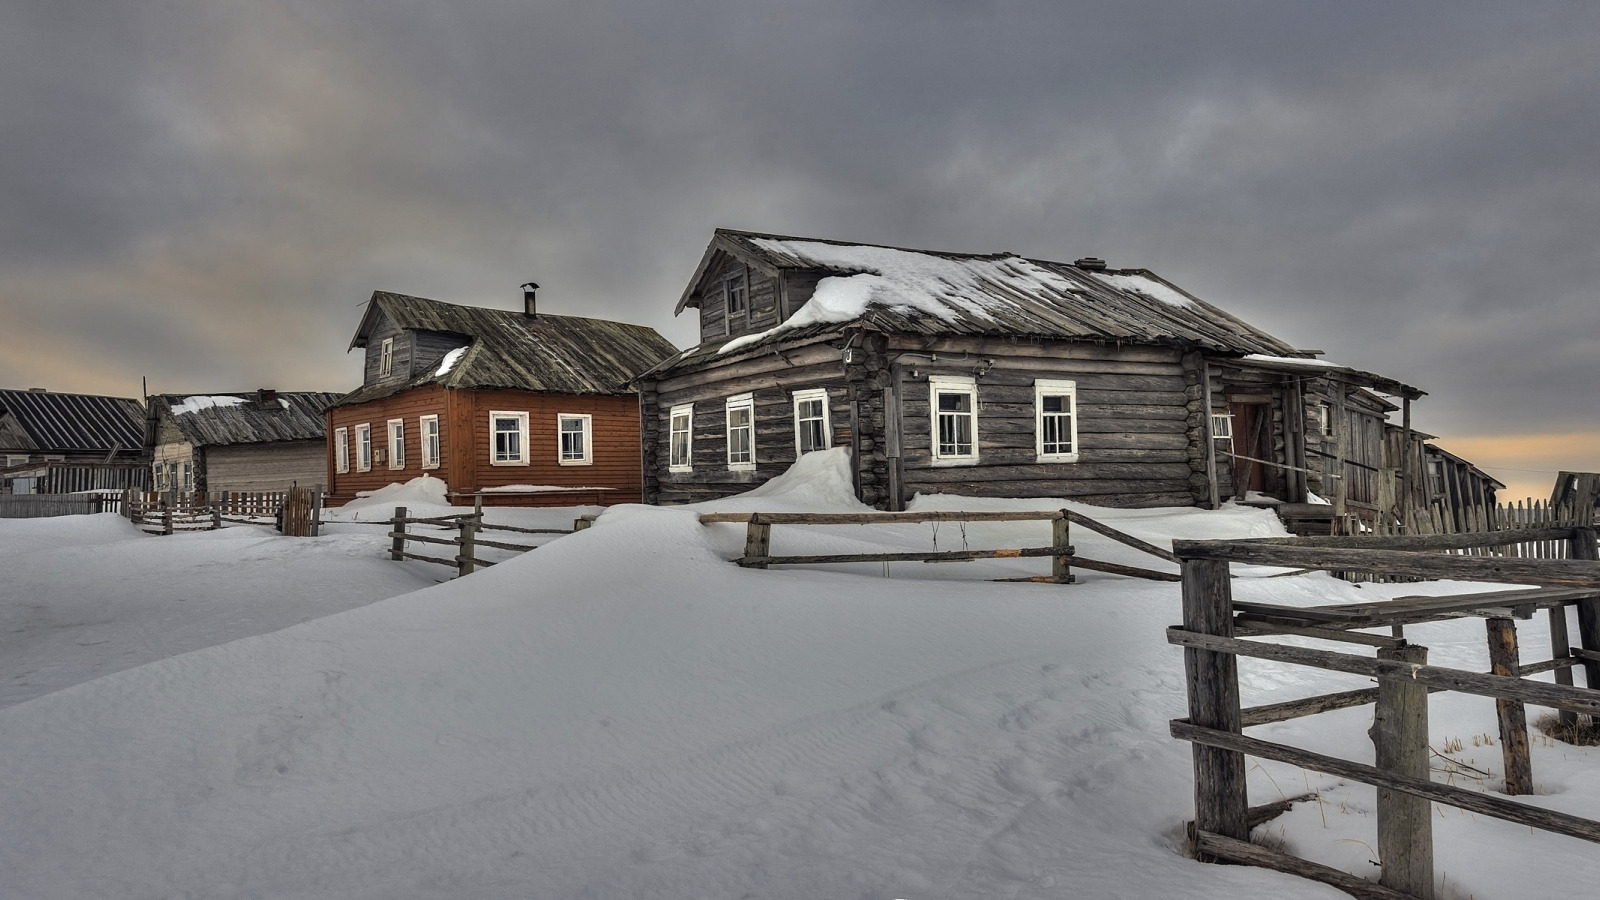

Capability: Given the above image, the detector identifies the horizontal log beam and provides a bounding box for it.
[1191,829,1419,900]
[738,545,1072,566]
[1172,721,1600,845]
[1240,688,1377,727]
[699,509,1065,525]
[391,531,458,548]
[397,550,457,567]
[1066,556,1182,582]
[1063,509,1182,564]
[1166,627,1600,716]
[472,536,539,553]
[1171,540,1600,587]
[1245,527,1576,551]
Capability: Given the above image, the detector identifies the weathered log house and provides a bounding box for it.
[145,390,342,494]
[326,288,678,507]
[636,229,1437,519]
[0,388,148,494]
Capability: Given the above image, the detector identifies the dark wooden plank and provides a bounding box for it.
[1167,627,1600,716]
[1193,830,1417,900]
[1246,527,1575,551]
[1372,644,1433,896]
[1171,540,1600,588]
[741,545,1073,566]
[1486,618,1533,796]
[1181,558,1249,843]
[1063,508,1182,564]
[1173,721,1600,845]
[1068,555,1182,581]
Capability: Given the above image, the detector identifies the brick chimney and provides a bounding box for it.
[256,388,279,407]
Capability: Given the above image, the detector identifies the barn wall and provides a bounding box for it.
[326,384,450,502]
[460,389,644,505]
[205,441,328,493]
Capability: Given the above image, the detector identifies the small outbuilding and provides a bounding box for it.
[145,390,342,494]
[325,288,679,507]
[0,388,148,494]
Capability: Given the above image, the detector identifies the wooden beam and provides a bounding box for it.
[1192,830,1417,900]
[738,545,1073,567]
[1171,541,1600,587]
[1166,627,1600,716]
[1063,508,1181,564]
[1180,558,1249,846]
[698,509,1066,525]
[1485,618,1533,796]
[1171,721,1600,845]
[1371,644,1433,897]
[1201,358,1220,510]
[1243,527,1575,551]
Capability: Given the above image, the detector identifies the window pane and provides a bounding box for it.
[938,392,969,413]
[1043,396,1063,413]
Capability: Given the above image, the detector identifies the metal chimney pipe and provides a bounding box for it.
[522,282,540,317]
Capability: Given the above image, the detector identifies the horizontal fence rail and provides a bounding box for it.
[385,506,574,578]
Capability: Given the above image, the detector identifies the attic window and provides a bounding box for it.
[725,270,747,318]
[379,338,394,377]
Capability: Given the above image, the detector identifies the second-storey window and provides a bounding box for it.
[335,427,350,474]
[420,415,440,469]
[379,338,394,377]
[388,419,405,469]
[490,411,529,465]
[356,424,372,471]
[726,270,747,317]
[930,376,978,464]
[558,414,592,465]
[726,394,755,471]
[1034,379,1079,462]
[668,404,693,472]
[792,388,830,455]
[153,462,166,490]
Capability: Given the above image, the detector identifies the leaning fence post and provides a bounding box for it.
[457,515,476,577]
[1371,643,1434,898]
[390,506,407,562]
[1052,511,1074,583]
[162,506,173,536]
[1570,527,1600,700]
[1485,619,1533,794]
[1549,604,1579,729]
[744,513,772,569]
[1179,556,1248,853]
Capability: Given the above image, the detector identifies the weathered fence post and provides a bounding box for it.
[1550,605,1579,729]
[1179,556,1248,854]
[310,487,322,537]
[212,505,222,530]
[574,516,591,531]
[744,513,772,569]
[1485,618,1533,794]
[1570,527,1600,709]
[390,506,407,562]
[457,514,477,577]
[162,506,173,536]
[1371,643,1434,898]
[120,488,132,520]
[473,493,483,528]
[1052,511,1074,583]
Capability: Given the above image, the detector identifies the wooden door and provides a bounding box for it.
[1229,402,1271,497]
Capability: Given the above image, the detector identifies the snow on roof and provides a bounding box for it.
[1238,354,1342,369]
[433,346,468,377]
[171,395,251,416]
[1088,271,1195,308]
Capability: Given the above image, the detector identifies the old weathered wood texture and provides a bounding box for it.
[1485,618,1533,795]
[1571,528,1600,698]
[1180,558,1248,847]
[1172,539,1600,587]
[1192,830,1417,900]
[390,506,407,561]
[1370,643,1433,898]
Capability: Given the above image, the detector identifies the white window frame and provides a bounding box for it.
[929,375,979,465]
[1316,402,1333,437]
[153,462,166,490]
[356,423,372,472]
[1033,379,1079,463]
[725,394,755,472]
[557,413,593,466]
[1210,413,1234,453]
[668,403,694,473]
[387,418,405,470]
[489,411,529,466]
[182,460,193,491]
[724,269,748,333]
[419,415,440,469]
[379,338,394,377]
[792,388,831,456]
[334,426,350,474]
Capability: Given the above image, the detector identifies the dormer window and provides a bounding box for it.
[724,269,747,326]
[379,338,394,377]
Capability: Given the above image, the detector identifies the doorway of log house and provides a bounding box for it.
[1229,401,1272,497]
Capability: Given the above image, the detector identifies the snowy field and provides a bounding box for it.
[0,450,1595,898]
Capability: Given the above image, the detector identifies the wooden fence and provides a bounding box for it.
[122,487,321,536]
[1170,526,1600,899]
[697,508,1183,583]
[0,493,118,518]
[386,505,574,578]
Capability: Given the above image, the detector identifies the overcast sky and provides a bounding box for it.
[2,1,1596,497]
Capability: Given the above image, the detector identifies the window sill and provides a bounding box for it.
[421,463,440,471]
[727,462,756,473]
[558,458,594,467]
[667,465,693,474]
[1036,453,1080,464]
[489,459,530,467]
[929,455,979,467]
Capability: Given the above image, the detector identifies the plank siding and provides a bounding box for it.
[361,310,417,387]
[206,441,327,493]
[326,384,449,502]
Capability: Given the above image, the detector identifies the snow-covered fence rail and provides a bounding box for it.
[386,506,572,578]
[1169,526,1600,898]
[697,508,1182,583]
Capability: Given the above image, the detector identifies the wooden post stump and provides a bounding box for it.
[1486,618,1533,795]
[1180,557,1248,854]
[458,515,476,577]
[162,507,173,536]
[390,506,407,561]
[744,514,772,569]
[212,506,222,530]
[1052,511,1074,583]
[1371,643,1433,898]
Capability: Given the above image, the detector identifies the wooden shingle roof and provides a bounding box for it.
[154,392,342,447]
[0,389,145,453]
[337,292,679,406]
[660,229,1307,375]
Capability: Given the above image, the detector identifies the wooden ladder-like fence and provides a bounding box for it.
[697,508,1183,583]
[1171,526,1600,899]
[386,505,575,578]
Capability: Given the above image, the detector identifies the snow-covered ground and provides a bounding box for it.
[0,449,1594,898]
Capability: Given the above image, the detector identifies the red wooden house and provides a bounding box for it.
[326,287,678,507]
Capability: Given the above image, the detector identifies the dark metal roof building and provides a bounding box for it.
[0,389,146,454]
[151,391,342,447]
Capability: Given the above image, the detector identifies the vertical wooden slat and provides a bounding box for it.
[1180,557,1248,850]
[391,506,407,562]
[1371,642,1433,898]
[744,514,772,568]
[1485,618,1533,795]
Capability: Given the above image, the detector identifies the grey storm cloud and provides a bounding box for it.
[2,0,1598,462]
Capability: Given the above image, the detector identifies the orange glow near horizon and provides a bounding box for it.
[1437,431,1600,504]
